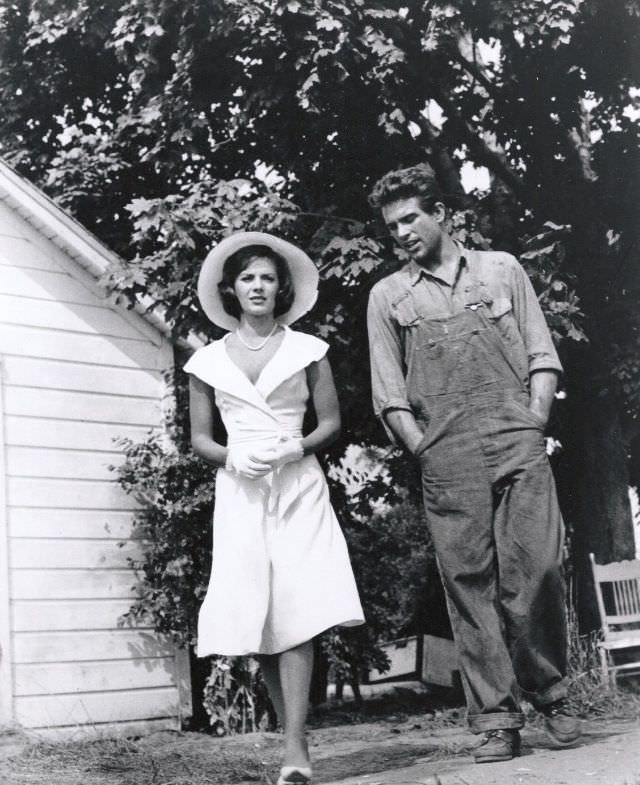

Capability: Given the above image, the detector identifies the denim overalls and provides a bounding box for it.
[396,275,567,732]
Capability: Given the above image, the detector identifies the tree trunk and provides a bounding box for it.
[554,340,635,632]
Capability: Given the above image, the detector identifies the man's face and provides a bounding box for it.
[381,196,445,264]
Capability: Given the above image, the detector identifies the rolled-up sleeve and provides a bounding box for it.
[367,282,412,436]
[508,256,563,375]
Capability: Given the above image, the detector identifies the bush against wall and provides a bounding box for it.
[114,432,215,647]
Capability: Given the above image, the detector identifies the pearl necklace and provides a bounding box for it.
[235,323,278,351]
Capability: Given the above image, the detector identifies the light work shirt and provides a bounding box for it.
[367,248,563,431]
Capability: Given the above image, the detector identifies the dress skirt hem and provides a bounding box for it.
[197,616,364,658]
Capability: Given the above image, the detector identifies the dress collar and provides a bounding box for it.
[217,326,319,409]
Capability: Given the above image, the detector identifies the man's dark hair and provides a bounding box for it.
[368,163,444,213]
[218,244,295,319]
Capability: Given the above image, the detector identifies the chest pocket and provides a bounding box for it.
[487,297,512,319]
[483,297,520,346]
[391,291,422,327]
[480,295,529,385]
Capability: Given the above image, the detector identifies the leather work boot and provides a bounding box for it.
[473,729,521,763]
[541,698,582,745]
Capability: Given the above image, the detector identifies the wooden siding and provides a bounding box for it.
[0,205,187,736]
[14,658,179,695]
[0,350,13,723]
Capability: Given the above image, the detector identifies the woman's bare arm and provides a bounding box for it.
[301,356,341,455]
[188,375,228,468]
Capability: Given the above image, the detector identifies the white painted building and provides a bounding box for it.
[0,160,193,738]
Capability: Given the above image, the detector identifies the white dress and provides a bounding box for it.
[184,326,365,656]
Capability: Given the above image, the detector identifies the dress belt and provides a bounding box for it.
[227,427,303,448]
[226,429,304,522]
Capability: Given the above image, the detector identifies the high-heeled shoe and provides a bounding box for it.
[277,765,312,785]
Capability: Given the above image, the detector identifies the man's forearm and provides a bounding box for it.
[529,369,559,426]
[384,408,425,455]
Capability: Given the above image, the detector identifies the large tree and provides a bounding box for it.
[1,0,638,628]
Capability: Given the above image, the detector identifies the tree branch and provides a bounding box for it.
[452,44,497,99]
[567,100,598,183]
[413,114,471,204]
[431,85,532,205]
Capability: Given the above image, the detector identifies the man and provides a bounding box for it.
[366,163,581,763]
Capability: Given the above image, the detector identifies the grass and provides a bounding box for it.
[2,639,639,785]
[563,613,640,720]
[0,732,282,785]
[0,689,471,785]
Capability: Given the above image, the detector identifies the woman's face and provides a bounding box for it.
[233,256,280,318]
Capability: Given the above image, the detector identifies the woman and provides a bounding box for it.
[185,231,364,785]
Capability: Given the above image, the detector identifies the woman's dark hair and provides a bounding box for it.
[218,244,295,320]
[368,163,444,213]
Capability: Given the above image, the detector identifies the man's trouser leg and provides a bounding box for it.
[494,443,568,709]
[420,438,525,733]
[419,408,568,731]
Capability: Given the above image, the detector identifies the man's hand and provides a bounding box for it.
[384,409,426,456]
[529,369,559,428]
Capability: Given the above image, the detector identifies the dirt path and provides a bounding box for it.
[1,715,638,785]
[314,718,640,785]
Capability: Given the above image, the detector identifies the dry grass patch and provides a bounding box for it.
[0,732,282,785]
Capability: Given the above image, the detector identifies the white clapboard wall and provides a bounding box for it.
[0,178,191,739]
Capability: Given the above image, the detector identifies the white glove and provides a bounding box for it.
[225,446,273,479]
[255,436,304,469]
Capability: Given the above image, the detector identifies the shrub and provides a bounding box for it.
[346,498,436,644]
[113,433,214,646]
[203,657,271,735]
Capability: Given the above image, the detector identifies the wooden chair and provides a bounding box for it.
[589,553,640,684]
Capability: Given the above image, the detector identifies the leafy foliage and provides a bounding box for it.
[347,500,435,643]
[113,433,214,647]
[203,657,271,735]
[314,497,440,694]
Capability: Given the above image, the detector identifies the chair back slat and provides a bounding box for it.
[612,579,640,616]
[589,553,640,683]
[590,554,640,633]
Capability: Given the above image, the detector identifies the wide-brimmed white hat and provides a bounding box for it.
[197,231,319,331]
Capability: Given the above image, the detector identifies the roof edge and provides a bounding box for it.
[0,157,200,350]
